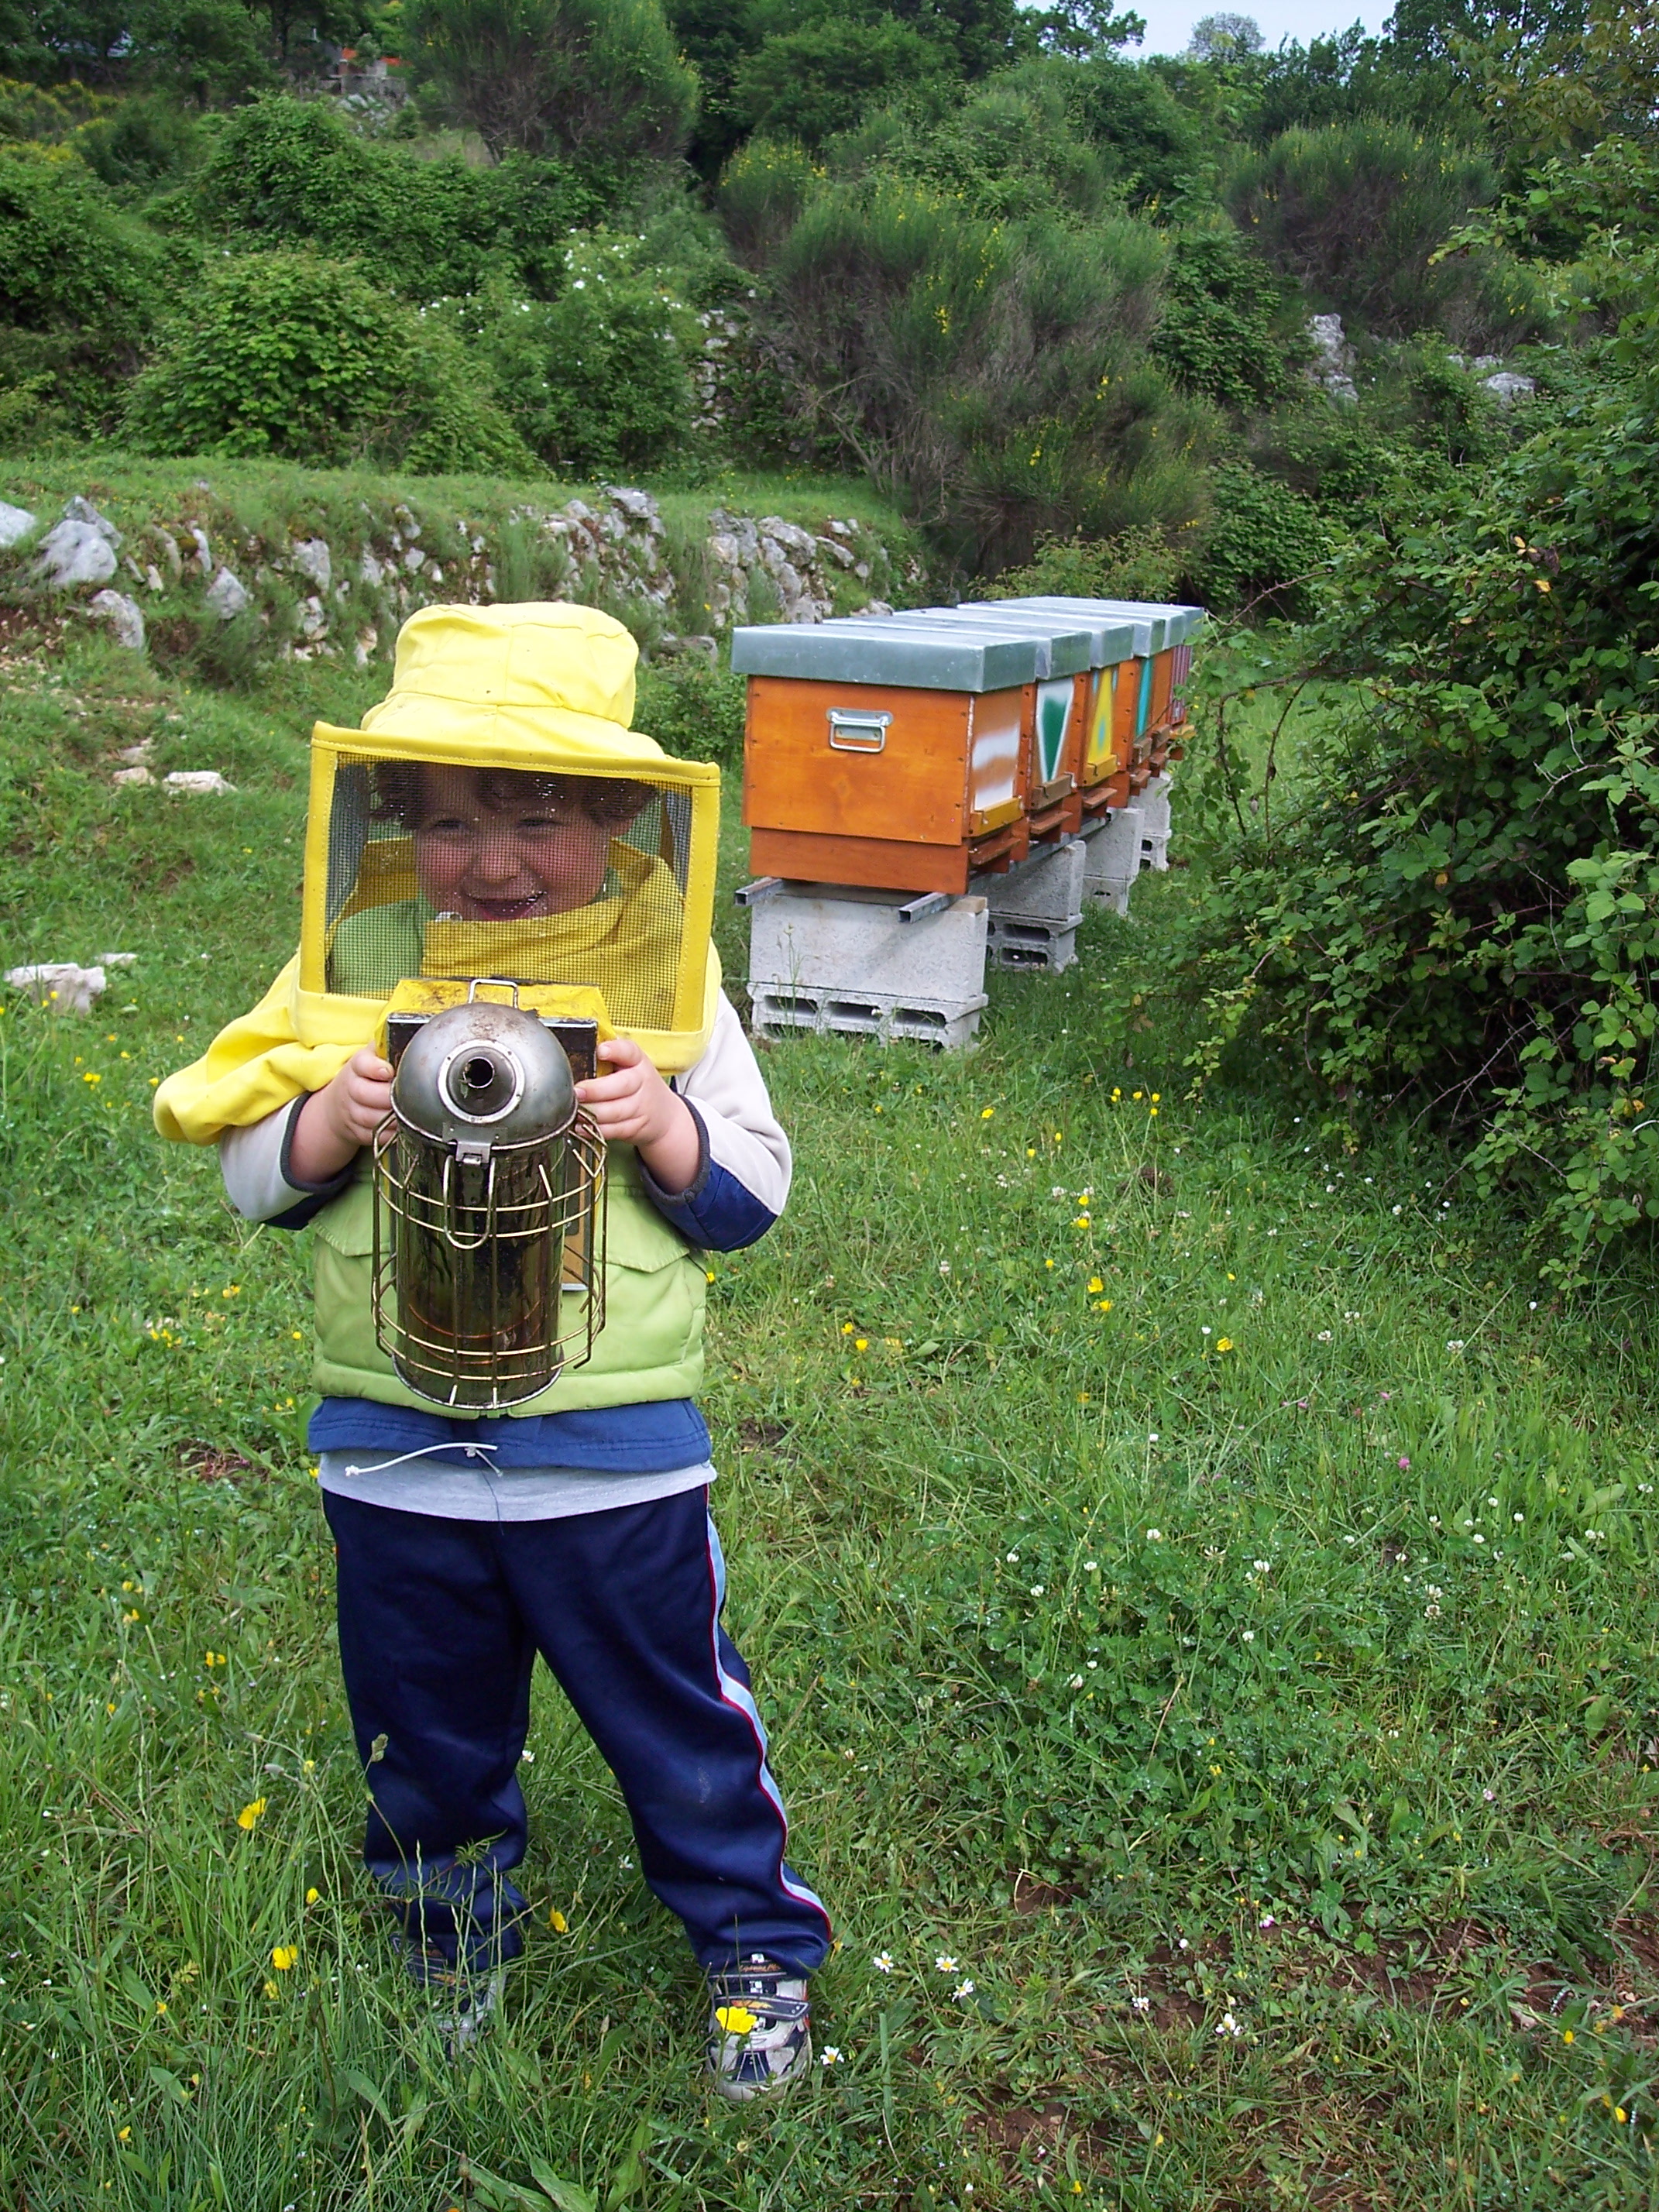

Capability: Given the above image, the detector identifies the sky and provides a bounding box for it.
[1129,0,1393,57]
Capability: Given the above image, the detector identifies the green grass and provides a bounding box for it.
[4,620,1659,2210]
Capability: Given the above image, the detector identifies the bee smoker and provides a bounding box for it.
[371,983,606,1410]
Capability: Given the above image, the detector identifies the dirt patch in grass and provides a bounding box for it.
[177,1441,259,1484]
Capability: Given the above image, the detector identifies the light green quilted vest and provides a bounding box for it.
[309,1146,706,1413]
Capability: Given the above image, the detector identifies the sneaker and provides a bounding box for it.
[706,1953,812,2101]
[392,1931,505,2055]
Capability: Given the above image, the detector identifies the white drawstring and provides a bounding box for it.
[342,1442,500,1479]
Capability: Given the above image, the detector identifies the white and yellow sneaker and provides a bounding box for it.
[706,1954,812,2100]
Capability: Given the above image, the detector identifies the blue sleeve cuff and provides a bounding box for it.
[265,1097,359,1231]
[637,1097,779,1253]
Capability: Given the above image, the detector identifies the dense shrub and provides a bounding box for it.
[0,142,169,429]
[404,0,696,168]
[452,239,693,472]
[1168,339,1659,1282]
[1149,227,1304,410]
[984,520,1187,602]
[831,64,1116,225]
[1188,459,1330,612]
[194,96,597,301]
[722,146,1211,568]
[72,91,201,189]
[122,250,531,472]
[1228,118,1545,347]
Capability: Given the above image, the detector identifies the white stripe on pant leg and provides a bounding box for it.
[705,1513,830,1926]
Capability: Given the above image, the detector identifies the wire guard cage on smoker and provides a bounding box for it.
[372,982,606,1410]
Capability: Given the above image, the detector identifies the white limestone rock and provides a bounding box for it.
[88,589,146,651]
[35,520,118,589]
[1483,370,1536,404]
[204,568,249,620]
[290,537,332,592]
[165,769,237,795]
[8,961,107,1014]
[0,500,37,549]
[1307,314,1358,404]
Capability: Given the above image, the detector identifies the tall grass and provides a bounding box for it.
[2,621,1658,2206]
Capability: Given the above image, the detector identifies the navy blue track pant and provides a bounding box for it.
[323,1486,832,1980]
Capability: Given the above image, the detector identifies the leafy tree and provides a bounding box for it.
[123,247,531,469]
[1187,11,1261,58]
[1066,47,1205,205]
[404,0,696,167]
[730,15,942,146]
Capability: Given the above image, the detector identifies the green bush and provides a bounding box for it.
[0,142,170,430]
[1149,228,1304,410]
[194,95,598,301]
[1189,459,1331,613]
[1165,335,1659,1283]
[984,520,1186,602]
[453,241,693,473]
[404,0,696,168]
[122,249,532,472]
[1228,118,1546,347]
[73,93,203,191]
[634,653,746,767]
[724,149,1211,569]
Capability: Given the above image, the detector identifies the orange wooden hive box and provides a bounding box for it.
[733,616,1063,895]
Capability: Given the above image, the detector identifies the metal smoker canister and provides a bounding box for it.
[371,992,606,1410]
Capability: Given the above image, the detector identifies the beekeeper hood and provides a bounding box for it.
[156,603,721,1146]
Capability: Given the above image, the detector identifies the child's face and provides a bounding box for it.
[411,766,612,922]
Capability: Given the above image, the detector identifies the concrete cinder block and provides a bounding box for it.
[1138,772,1172,872]
[1080,807,1143,914]
[751,986,986,1049]
[985,920,1080,973]
[972,837,1086,926]
[748,887,989,1049]
[970,838,1085,973]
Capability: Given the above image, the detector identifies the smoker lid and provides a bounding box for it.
[393,998,577,1151]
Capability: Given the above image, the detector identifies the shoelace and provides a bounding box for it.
[709,1963,809,2028]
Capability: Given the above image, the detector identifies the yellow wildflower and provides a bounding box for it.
[236,1798,267,1830]
[271,1946,297,1971]
[715,2003,757,2035]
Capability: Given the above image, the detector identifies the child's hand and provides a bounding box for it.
[290,1046,394,1183]
[576,1037,700,1194]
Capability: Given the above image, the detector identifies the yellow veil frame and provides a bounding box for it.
[301,721,723,1074]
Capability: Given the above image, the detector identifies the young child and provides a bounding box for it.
[154,603,830,2093]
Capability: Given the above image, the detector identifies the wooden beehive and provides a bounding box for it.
[733,617,1056,895]
[993,598,1205,792]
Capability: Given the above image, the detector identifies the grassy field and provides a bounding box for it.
[3,619,1659,2210]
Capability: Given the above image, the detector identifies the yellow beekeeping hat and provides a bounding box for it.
[154,603,723,1146]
